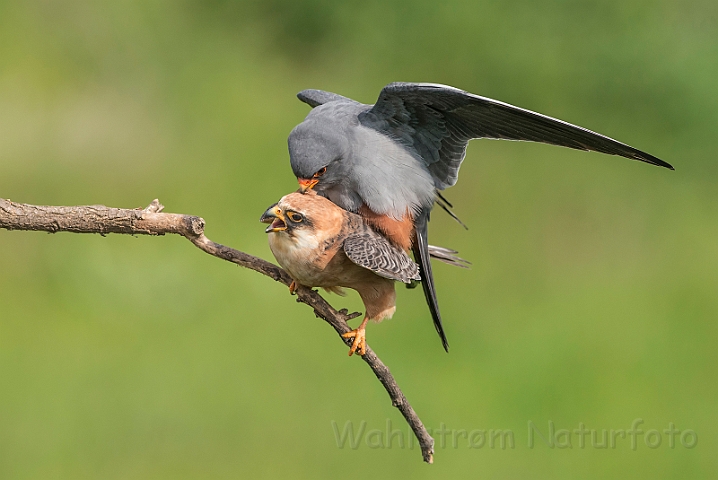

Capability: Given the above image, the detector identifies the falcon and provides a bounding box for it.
[288,82,673,352]
[261,191,421,356]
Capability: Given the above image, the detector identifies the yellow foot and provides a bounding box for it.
[341,326,367,356]
[289,280,298,295]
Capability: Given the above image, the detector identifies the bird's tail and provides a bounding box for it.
[428,245,471,269]
[413,210,449,352]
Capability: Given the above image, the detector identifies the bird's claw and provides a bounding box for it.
[289,280,298,295]
[341,326,367,356]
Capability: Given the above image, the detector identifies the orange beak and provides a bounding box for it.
[298,178,319,193]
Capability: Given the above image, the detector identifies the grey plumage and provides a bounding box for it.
[289,100,435,218]
[289,82,673,351]
[293,83,673,218]
[297,90,352,108]
[359,83,673,190]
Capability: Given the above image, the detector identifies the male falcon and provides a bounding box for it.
[261,191,420,356]
[288,82,673,352]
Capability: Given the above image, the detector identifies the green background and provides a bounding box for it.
[1,1,716,478]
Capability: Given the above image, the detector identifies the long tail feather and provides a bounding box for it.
[413,211,449,352]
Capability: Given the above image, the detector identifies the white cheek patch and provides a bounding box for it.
[269,228,319,260]
[291,228,320,252]
[268,226,328,287]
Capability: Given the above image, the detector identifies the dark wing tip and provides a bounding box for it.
[631,151,674,170]
[440,327,450,352]
[414,216,450,353]
[415,247,450,352]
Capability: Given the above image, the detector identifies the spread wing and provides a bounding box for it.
[343,226,420,283]
[358,82,673,190]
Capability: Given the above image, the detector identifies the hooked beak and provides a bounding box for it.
[260,204,287,233]
[298,177,319,193]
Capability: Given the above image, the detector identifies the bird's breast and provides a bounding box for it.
[268,230,346,287]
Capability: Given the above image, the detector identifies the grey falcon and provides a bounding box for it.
[287,82,673,352]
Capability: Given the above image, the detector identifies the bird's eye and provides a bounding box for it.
[313,167,327,178]
[287,211,304,223]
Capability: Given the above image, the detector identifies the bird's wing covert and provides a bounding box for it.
[297,89,356,108]
[358,82,673,190]
[343,227,420,283]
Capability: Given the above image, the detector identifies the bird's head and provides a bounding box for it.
[260,191,344,238]
[288,118,348,194]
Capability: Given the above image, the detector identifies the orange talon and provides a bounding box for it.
[289,280,298,295]
[341,317,369,356]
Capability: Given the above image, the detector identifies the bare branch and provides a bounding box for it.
[0,197,435,463]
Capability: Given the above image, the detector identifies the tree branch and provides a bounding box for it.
[0,197,435,463]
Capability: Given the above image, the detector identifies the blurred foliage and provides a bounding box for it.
[0,0,717,478]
